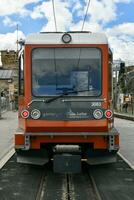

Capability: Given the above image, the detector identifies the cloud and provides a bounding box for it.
[108,36,134,65]
[0,31,25,50]
[3,16,21,27]
[106,23,134,37]
[105,22,134,62]
[113,0,132,3]
[31,0,73,32]
[88,0,117,24]
[0,0,41,16]
[70,20,103,33]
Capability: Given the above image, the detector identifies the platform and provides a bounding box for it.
[0,111,17,162]
[115,117,134,169]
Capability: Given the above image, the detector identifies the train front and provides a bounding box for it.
[15,32,119,173]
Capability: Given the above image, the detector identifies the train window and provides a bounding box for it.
[19,51,24,95]
[109,49,113,99]
[32,48,101,97]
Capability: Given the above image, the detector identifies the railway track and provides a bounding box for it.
[0,154,134,200]
[36,165,101,200]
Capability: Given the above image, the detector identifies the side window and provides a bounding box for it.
[19,51,24,95]
[109,49,113,99]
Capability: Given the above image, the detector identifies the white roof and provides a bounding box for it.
[25,32,108,45]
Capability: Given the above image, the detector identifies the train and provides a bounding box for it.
[15,31,119,173]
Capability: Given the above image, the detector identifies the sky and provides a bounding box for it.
[0,0,134,64]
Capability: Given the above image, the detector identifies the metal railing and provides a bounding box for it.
[115,101,134,116]
[0,96,9,112]
[0,94,10,118]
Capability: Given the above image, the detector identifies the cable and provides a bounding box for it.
[52,0,57,32]
[76,0,91,71]
[81,0,91,31]
[51,0,58,91]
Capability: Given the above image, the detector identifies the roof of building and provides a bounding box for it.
[25,32,108,45]
[0,70,14,80]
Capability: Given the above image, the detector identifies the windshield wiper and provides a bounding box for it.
[27,99,46,107]
[27,90,77,106]
[45,90,77,103]
[45,89,89,103]
[28,89,91,105]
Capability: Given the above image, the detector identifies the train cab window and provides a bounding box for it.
[32,48,101,97]
[19,51,24,95]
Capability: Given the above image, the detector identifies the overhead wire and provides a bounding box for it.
[81,0,91,31]
[76,0,91,71]
[52,0,57,32]
[51,0,58,90]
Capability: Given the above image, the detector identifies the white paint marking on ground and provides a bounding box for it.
[118,152,134,170]
[0,149,15,169]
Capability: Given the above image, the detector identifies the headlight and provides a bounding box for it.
[21,109,29,119]
[62,33,72,43]
[105,110,113,119]
[93,109,103,119]
[31,109,41,119]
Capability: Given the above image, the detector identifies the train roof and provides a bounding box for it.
[25,32,108,45]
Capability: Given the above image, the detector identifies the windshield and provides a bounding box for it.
[32,48,101,96]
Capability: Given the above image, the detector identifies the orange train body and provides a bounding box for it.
[15,32,119,173]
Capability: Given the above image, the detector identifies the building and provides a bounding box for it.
[1,50,18,69]
[0,50,18,109]
[126,65,134,94]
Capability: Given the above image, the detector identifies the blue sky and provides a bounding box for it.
[0,0,134,63]
[106,2,134,28]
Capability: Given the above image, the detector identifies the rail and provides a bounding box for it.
[35,165,102,200]
[1,154,134,199]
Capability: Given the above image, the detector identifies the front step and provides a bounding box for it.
[16,149,49,165]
